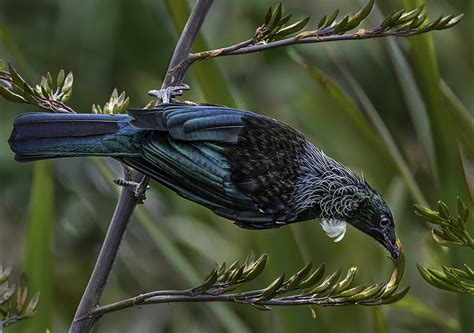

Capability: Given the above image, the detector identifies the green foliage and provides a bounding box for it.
[0,60,131,117]
[187,251,408,307]
[395,296,459,331]
[21,161,54,333]
[0,59,132,118]
[415,198,472,249]
[0,62,74,113]
[440,80,474,161]
[90,251,408,317]
[290,50,428,206]
[379,28,437,177]
[415,198,473,294]
[403,0,472,329]
[418,264,473,294]
[0,265,39,328]
[288,49,381,150]
[92,89,129,114]
[251,1,462,45]
[254,3,310,43]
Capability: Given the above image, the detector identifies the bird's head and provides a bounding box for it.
[345,184,400,259]
[294,145,400,258]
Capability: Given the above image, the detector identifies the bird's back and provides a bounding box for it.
[124,104,320,228]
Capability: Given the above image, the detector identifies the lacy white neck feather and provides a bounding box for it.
[320,218,347,242]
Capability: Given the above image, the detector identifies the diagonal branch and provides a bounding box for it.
[162,0,214,87]
[69,1,214,332]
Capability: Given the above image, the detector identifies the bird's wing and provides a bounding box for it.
[161,105,248,142]
[124,105,308,226]
[123,133,277,228]
[128,104,247,143]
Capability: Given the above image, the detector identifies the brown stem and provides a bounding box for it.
[80,257,407,320]
[70,190,138,332]
[171,28,421,76]
[69,1,214,332]
[162,0,215,87]
[83,290,388,320]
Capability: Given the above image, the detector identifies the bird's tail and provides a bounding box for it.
[8,112,143,162]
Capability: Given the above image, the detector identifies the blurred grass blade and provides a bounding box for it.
[403,1,473,331]
[440,80,473,125]
[298,47,427,206]
[372,307,388,333]
[22,161,54,332]
[329,54,427,206]
[440,79,474,160]
[395,296,459,332]
[288,49,389,162]
[167,217,241,261]
[382,35,436,178]
[0,22,53,332]
[401,1,471,199]
[163,0,236,107]
[0,22,35,78]
[92,159,250,333]
[135,207,249,333]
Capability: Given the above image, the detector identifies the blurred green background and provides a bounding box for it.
[0,0,472,332]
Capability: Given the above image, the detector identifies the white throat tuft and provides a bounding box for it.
[320,218,347,242]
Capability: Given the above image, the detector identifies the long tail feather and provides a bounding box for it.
[9,112,142,161]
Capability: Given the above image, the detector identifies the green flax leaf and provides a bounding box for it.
[324,9,339,28]
[22,161,54,332]
[345,0,375,30]
[271,16,310,40]
[403,0,473,319]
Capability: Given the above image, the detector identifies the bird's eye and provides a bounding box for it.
[380,216,390,228]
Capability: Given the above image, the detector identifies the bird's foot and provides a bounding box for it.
[113,178,150,204]
[148,84,190,105]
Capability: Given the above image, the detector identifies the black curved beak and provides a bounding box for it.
[383,234,400,259]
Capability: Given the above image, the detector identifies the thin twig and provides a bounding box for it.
[77,252,407,321]
[69,1,214,332]
[172,28,431,78]
[84,287,393,319]
[167,0,463,77]
[197,29,411,56]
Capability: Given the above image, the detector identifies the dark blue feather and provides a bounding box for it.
[12,112,128,138]
[9,112,142,161]
[162,106,249,143]
[182,115,244,133]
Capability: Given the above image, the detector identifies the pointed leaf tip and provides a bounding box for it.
[57,69,65,88]
[346,0,374,30]
[271,16,310,40]
[324,9,339,28]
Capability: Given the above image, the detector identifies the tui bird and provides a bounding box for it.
[8,88,400,258]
